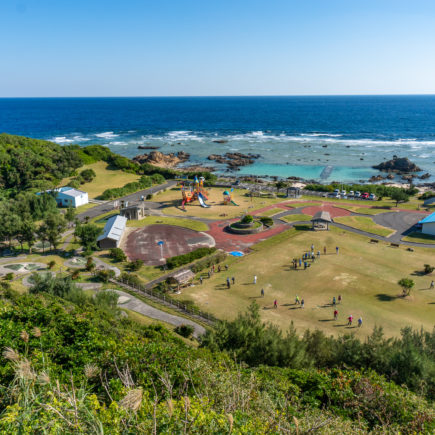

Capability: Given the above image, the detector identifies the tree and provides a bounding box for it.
[80,168,96,183]
[44,213,67,252]
[109,247,127,262]
[65,206,76,228]
[17,219,35,252]
[36,224,49,253]
[398,278,414,296]
[74,224,102,254]
[391,190,410,207]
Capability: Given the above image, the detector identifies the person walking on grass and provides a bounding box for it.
[295,295,300,305]
[301,299,305,308]
[226,277,230,289]
[261,288,264,298]
[324,246,327,255]
[336,246,339,255]
[311,244,314,252]
[254,275,257,285]
[317,250,320,258]
[225,264,229,271]
[338,295,342,304]
[430,280,434,289]
[358,317,363,328]
[274,299,278,309]
[218,265,221,273]
[334,309,338,320]
[232,276,235,285]
[299,258,302,268]
[347,315,353,326]
[332,296,336,306]
[200,276,203,285]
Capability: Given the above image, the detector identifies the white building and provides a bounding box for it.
[419,212,435,236]
[97,215,127,249]
[37,187,89,208]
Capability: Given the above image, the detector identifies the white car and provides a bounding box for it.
[341,190,346,196]
[348,191,355,197]
[369,193,376,200]
[354,191,361,198]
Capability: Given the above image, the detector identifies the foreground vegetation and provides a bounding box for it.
[0,286,434,433]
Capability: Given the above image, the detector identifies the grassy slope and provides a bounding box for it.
[60,161,140,199]
[174,226,435,338]
[334,216,396,237]
[281,214,312,223]
[402,231,435,244]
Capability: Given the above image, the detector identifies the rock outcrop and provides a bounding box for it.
[137,145,160,150]
[372,157,421,173]
[207,152,260,170]
[133,151,190,168]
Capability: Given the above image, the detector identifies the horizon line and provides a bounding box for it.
[1,93,435,99]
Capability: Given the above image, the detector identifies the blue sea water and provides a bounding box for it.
[0,95,434,182]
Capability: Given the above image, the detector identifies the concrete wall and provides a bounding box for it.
[421,222,435,236]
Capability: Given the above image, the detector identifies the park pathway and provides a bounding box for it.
[110,289,206,338]
[77,180,178,221]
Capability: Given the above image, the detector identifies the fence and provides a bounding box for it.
[114,276,217,325]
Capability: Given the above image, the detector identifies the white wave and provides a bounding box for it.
[301,133,343,137]
[95,131,119,139]
[72,135,90,142]
[111,141,128,146]
[51,136,73,144]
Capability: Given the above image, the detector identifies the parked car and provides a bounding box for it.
[328,192,340,199]
[348,191,355,197]
[354,191,361,198]
[369,193,376,200]
[361,192,370,199]
[341,190,347,196]
[333,189,340,195]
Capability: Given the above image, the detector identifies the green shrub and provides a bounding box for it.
[424,264,434,274]
[127,259,144,271]
[166,247,217,269]
[69,178,81,189]
[241,214,254,224]
[48,260,56,269]
[259,216,273,227]
[109,247,127,262]
[80,168,96,182]
[151,173,166,184]
[4,273,14,281]
[97,269,116,283]
[174,324,194,338]
[191,251,227,273]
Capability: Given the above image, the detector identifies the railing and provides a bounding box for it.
[113,276,217,325]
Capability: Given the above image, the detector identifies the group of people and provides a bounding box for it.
[291,244,340,271]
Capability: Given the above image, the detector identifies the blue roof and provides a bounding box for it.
[419,211,435,224]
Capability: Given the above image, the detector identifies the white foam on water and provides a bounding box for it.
[111,141,128,146]
[51,136,73,143]
[95,131,119,139]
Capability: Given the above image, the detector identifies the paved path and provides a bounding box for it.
[77,180,178,221]
[110,289,206,337]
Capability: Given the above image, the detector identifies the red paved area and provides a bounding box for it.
[206,220,289,253]
[124,224,214,265]
[302,204,352,218]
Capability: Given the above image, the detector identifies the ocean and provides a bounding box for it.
[1,95,434,183]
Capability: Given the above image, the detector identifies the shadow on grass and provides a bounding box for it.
[318,319,334,322]
[293,225,311,231]
[333,324,348,327]
[375,293,398,302]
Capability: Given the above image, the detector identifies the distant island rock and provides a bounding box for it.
[137,145,160,150]
[212,139,228,144]
[372,157,421,174]
[133,150,190,168]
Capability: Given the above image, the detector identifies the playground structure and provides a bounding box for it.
[223,189,238,206]
[181,176,210,209]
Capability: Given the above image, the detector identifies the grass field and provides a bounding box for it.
[151,187,288,220]
[334,216,395,237]
[280,214,312,223]
[127,215,209,231]
[60,161,140,199]
[173,226,435,338]
[259,207,286,217]
[402,231,435,244]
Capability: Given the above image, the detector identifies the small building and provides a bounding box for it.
[37,186,88,208]
[286,186,301,198]
[423,197,435,207]
[97,215,127,249]
[419,212,435,236]
[311,211,332,231]
[120,203,146,220]
[167,269,195,289]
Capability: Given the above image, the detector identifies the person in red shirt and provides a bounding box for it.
[334,310,338,320]
[347,315,353,326]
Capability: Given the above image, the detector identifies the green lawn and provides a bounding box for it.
[402,231,435,245]
[352,207,395,215]
[174,226,435,338]
[334,216,395,237]
[259,207,285,217]
[285,202,321,209]
[127,215,209,231]
[280,214,312,223]
[60,161,140,199]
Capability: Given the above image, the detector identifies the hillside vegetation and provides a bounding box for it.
[0,287,434,433]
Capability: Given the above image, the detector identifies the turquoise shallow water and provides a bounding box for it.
[236,163,378,182]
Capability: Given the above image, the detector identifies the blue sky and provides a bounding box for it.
[1,0,435,96]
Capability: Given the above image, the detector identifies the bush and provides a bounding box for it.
[241,214,254,224]
[127,259,144,271]
[150,173,166,184]
[120,272,142,287]
[97,269,116,283]
[146,194,153,200]
[191,251,227,273]
[80,168,96,182]
[174,324,194,338]
[424,264,434,274]
[166,247,217,269]
[85,257,95,271]
[48,260,56,269]
[109,247,127,262]
[4,273,14,281]
[259,216,273,227]
[71,270,80,280]
[69,178,81,189]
